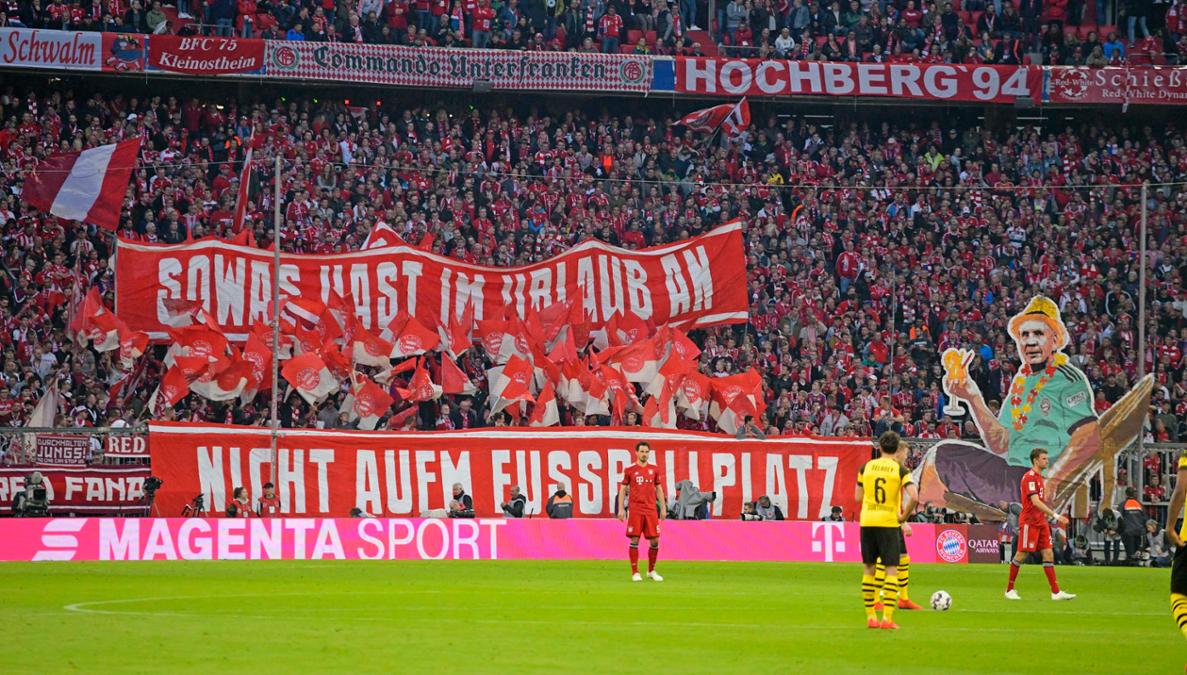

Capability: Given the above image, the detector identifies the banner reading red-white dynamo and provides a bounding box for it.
[22,139,141,230]
[147,423,868,519]
[115,221,747,340]
[676,58,1042,103]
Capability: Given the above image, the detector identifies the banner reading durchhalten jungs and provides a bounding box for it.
[264,40,651,92]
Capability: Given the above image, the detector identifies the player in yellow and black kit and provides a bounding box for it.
[857,431,919,630]
[1163,450,1187,646]
[873,439,922,612]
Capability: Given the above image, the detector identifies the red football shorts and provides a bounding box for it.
[1018,522,1052,552]
[626,510,660,539]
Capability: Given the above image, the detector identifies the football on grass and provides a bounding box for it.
[931,590,953,611]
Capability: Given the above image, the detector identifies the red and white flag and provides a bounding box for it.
[239,331,273,403]
[341,372,394,430]
[232,136,255,233]
[396,358,442,402]
[528,381,560,427]
[488,355,535,415]
[70,287,120,350]
[611,336,660,384]
[441,356,477,395]
[347,317,394,368]
[675,369,711,420]
[164,325,229,367]
[643,382,677,429]
[709,368,765,434]
[441,302,475,357]
[22,139,141,231]
[190,355,252,401]
[362,221,403,249]
[147,365,190,415]
[676,99,749,138]
[118,329,149,370]
[386,312,440,358]
[281,352,339,404]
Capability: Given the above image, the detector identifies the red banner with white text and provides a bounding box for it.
[147,35,265,75]
[115,221,748,340]
[0,466,151,513]
[1043,66,1187,105]
[675,57,1042,103]
[148,423,868,519]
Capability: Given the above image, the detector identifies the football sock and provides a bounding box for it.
[898,555,911,600]
[1042,562,1060,593]
[1007,559,1021,591]
[1171,593,1187,639]
[629,543,639,574]
[648,544,659,572]
[882,576,899,621]
[873,560,886,598]
[861,574,877,619]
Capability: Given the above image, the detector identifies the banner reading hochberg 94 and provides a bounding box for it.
[264,41,651,92]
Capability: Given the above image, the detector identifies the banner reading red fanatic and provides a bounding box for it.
[675,57,1041,103]
[148,423,867,519]
[0,466,151,513]
[1044,66,1187,105]
[115,221,747,340]
[147,35,264,75]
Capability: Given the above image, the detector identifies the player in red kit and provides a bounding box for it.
[1005,448,1077,601]
[617,442,667,582]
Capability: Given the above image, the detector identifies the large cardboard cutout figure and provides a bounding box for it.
[917,296,1153,519]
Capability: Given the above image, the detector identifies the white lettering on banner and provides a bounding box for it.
[577,451,602,515]
[93,517,509,560]
[105,435,148,457]
[678,59,1039,102]
[180,519,212,559]
[310,449,335,513]
[811,522,846,562]
[279,448,305,513]
[250,519,280,559]
[174,446,858,518]
[418,519,449,560]
[152,426,867,519]
[100,519,139,560]
[546,450,571,495]
[711,453,736,517]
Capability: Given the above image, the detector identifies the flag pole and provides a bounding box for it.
[270,155,281,486]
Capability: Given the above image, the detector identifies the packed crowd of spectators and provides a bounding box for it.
[0,82,1185,473]
[2,0,1187,64]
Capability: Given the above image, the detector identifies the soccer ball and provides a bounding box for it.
[930,590,953,611]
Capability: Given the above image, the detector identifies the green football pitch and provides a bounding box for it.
[0,560,1179,673]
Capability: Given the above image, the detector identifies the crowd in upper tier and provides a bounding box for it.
[2,0,1186,64]
[0,84,1184,460]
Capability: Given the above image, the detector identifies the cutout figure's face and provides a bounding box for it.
[1016,319,1055,367]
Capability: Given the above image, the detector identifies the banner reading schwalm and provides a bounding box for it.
[265,41,651,92]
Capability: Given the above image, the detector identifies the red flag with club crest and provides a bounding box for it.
[387,312,440,358]
[396,358,442,402]
[281,352,339,404]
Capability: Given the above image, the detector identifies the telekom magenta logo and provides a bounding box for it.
[34,519,87,561]
[810,522,846,562]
